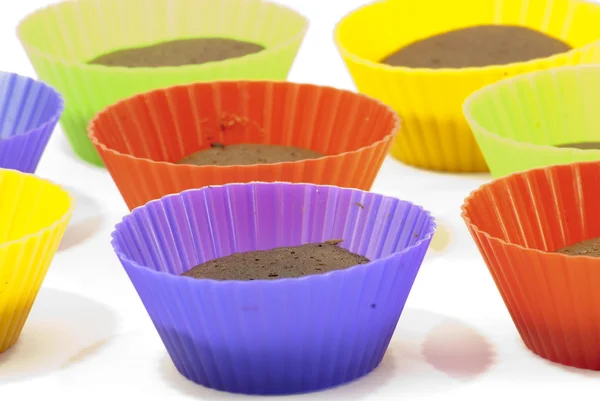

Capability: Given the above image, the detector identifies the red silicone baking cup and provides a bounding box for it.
[88,81,399,210]
[462,161,600,370]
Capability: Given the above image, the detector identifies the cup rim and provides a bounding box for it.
[0,169,74,250]
[333,0,600,75]
[111,181,437,285]
[461,160,600,263]
[87,80,401,169]
[0,71,64,143]
[463,64,600,155]
[16,0,309,73]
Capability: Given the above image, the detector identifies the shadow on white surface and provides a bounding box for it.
[555,363,600,378]
[58,186,105,252]
[158,308,495,399]
[510,337,600,379]
[0,287,118,383]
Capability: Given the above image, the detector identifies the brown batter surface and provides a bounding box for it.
[88,38,265,67]
[556,237,600,257]
[176,143,323,166]
[381,25,571,68]
[555,142,600,150]
[181,240,370,281]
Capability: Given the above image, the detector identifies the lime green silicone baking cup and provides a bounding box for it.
[464,64,600,178]
[17,0,308,166]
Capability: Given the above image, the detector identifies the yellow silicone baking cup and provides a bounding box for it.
[0,169,73,352]
[334,0,600,172]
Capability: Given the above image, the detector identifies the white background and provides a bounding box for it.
[1,1,599,399]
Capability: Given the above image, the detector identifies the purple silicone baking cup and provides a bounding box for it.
[111,182,436,395]
[0,72,64,173]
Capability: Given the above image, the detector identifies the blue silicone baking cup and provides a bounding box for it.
[0,72,64,173]
[111,182,436,395]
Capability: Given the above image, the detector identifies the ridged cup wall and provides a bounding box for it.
[89,81,399,210]
[465,65,600,177]
[0,170,72,352]
[335,0,600,172]
[18,0,308,165]
[112,182,436,394]
[463,161,600,369]
[0,72,63,173]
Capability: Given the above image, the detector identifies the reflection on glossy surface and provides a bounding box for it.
[422,320,495,378]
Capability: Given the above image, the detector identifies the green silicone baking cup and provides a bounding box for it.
[463,64,600,178]
[17,0,308,166]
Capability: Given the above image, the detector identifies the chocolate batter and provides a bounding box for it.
[381,25,571,68]
[176,143,323,166]
[555,142,600,150]
[556,238,600,257]
[88,38,265,67]
[181,240,370,281]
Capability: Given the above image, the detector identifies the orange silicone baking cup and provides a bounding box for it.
[89,81,399,210]
[462,161,600,369]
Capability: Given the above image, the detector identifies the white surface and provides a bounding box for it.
[1,1,599,399]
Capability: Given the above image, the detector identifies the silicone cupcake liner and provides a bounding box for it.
[0,72,63,173]
[111,182,435,394]
[462,161,600,369]
[464,65,600,178]
[334,0,600,173]
[0,169,73,352]
[89,81,399,211]
[18,0,308,166]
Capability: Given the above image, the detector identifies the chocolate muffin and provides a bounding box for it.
[556,238,600,257]
[555,142,600,150]
[176,143,324,166]
[88,38,265,67]
[181,240,370,281]
[382,25,571,68]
